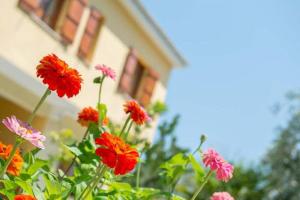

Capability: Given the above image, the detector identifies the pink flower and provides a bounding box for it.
[203,148,234,182]
[2,116,46,149]
[95,64,116,80]
[210,192,234,200]
[216,162,234,182]
[203,148,223,170]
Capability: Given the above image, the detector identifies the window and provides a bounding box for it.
[119,49,159,106]
[78,8,104,63]
[127,61,144,98]
[38,0,65,29]
[18,0,87,44]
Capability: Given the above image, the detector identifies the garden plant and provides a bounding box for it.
[0,54,234,200]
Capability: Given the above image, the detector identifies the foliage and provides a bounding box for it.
[128,115,189,190]
[0,56,236,200]
[176,164,265,200]
[131,115,266,200]
[262,112,300,200]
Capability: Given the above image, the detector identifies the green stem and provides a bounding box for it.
[0,139,22,178]
[60,157,76,180]
[124,120,133,140]
[80,165,106,199]
[172,142,206,192]
[98,77,105,127]
[77,164,103,199]
[136,160,142,188]
[171,142,203,193]
[190,170,213,200]
[119,116,131,137]
[61,128,89,180]
[192,138,206,156]
[27,88,51,125]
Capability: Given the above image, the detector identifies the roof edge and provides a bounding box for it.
[119,0,187,68]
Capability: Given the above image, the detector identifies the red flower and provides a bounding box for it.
[77,107,109,127]
[36,54,82,98]
[14,194,37,200]
[123,100,150,125]
[95,132,139,175]
[0,142,23,176]
[77,107,98,127]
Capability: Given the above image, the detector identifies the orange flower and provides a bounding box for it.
[123,100,150,125]
[14,194,37,200]
[77,107,98,126]
[0,142,23,176]
[77,107,109,127]
[36,54,82,98]
[95,132,139,175]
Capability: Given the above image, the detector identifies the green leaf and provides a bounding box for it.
[88,123,101,138]
[0,186,15,200]
[23,151,35,168]
[1,179,17,190]
[93,76,101,83]
[160,153,187,170]
[172,194,186,200]
[160,153,188,184]
[64,145,82,156]
[32,184,45,200]
[27,159,48,175]
[110,182,132,191]
[188,154,205,182]
[43,174,61,196]
[58,169,65,178]
[19,173,32,181]
[15,178,33,194]
[97,103,107,120]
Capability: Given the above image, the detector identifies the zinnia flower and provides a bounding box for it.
[123,100,151,125]
[95,132,139,175]
[203,148,234,182]
[77,107,109,127]
[0,142,23,176]
[2,116,46,149]
[95,64,116,80]
[37,54,82,98]
[14,194,37,200]
[203,148,223,170]
[210,192,234,200]
[216,162,234,182]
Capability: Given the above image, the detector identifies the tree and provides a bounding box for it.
[139,115,189,189]
[130,113,266,199]
[124,114,189,191]
[262,112,300,200]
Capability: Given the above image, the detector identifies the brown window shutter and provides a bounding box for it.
[137,68,159,107]
[61,0,87,44]
[18,0,43,17]
[119,49,139,94]
[78,8,103,61]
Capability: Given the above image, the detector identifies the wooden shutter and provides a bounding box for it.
[18,0,43,17]
[119,49,139,95]
[137,68,159,107]
[61,0,87,44]
[78,8,103,60]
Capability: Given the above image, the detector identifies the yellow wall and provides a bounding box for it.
[0,95,47,151]
[0,0,172,142]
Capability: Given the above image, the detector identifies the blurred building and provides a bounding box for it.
[0,0,185,147]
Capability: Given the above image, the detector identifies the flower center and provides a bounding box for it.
[20,126,33,134]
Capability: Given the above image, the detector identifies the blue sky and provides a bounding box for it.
[142,0,300,162]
